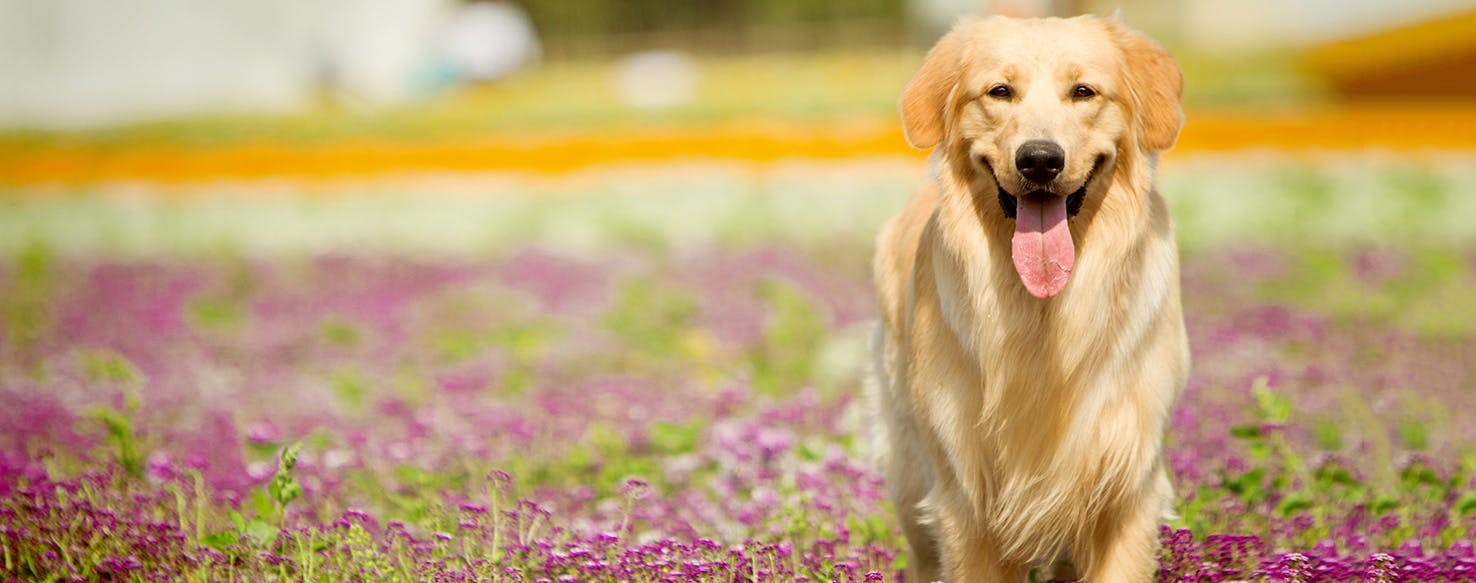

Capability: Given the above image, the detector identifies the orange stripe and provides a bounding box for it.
[3,105,1475,187]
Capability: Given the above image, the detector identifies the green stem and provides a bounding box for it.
[295,529,313,582]
[194,471,206,544]
[396,537,414,582]
[489,492,502,569]
[51,534,73,573]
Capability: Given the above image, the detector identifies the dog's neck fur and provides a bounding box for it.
[918,139,1183,563]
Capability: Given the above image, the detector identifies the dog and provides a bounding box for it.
[869,15,1189,582]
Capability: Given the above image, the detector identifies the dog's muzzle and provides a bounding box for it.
[996,154,1104,219]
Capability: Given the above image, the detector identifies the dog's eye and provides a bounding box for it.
[987,85,1013,99]
[1072,84,1097,99]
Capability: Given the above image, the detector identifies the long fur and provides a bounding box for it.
[871,15,1189,582]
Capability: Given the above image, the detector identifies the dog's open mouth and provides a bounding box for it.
[995,155,1105,299]
[995,154,1103,220]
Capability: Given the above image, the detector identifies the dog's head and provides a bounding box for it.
[900,16,1182,298]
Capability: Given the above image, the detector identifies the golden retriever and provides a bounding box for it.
[869,15,1189,582]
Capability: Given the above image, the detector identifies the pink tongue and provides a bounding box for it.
[1011,194,1075,298]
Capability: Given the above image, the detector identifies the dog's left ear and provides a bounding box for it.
[900,25,967,150]
[1110,21,1183,151]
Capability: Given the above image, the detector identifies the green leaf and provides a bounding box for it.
[1251,378,1291,425]
[245,520,278,546]
[1225,467,1265,499]
[796,440,824,462]
[85,405,143,479]
[320,318,361,346]
[1312,419,1343,450]
[387,492,429,520]
[80,350,144,387]
[278,442,301,472]
[1229,425,1263,439]
[247,489,274,518]
[1313,461,1358,487]
[188,298,243,331]
[394,464,429,487]
[1454,491,1476,517]
[1398,420,1429,451]
[1274,491,1313,517]
[1400,461,1442,487]
[201,530,240,550]
[648,420,701,455]
[1369,495,1399,516]
[331,370,370,410]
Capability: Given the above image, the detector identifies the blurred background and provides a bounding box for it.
[2,0,1475,249]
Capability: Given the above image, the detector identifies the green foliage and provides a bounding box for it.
[270,442,303,512]
[1181,372,1475,552]
[87,406,144,479]
[431,329,485,362]
[80,349,144,387]
[331,368,370,411]
[187,297,243,331]
[1273,491,1313,517]
[750,279,828,395]
[197,443,307,554]
[1252,380,1292,426]
[1259,245,1476,336]
[1398,420,1430,451]
[1311,419,1343,450]
[4,242,53,365]
[1455,491,1476,517]
[488,319,561,395]
[604,278,696,363]
[648,420,703,455]
[84,361,147,479]
[230,508,280,547]
[187,257,255,333]
[320,317,362,346]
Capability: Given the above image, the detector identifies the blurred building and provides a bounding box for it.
[0,0,453,128]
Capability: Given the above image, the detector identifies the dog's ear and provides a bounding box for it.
[900,27,966,150]
[1111,22,1183,151]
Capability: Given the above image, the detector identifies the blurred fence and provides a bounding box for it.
[516,0,911,56]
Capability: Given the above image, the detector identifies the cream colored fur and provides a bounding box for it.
[870,15,1189,582]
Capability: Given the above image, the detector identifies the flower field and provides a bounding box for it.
[2,157,1476,581]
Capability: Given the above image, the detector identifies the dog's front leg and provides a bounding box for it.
[930,501,1027,582]
[940,535,1026,582]
[1077,494,1163,582]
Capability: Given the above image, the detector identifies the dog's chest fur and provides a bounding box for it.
[900,181,1184,563]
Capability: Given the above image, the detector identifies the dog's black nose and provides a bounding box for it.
[1015,140,1065,184]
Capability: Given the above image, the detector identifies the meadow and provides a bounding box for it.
[2,154,1476,582]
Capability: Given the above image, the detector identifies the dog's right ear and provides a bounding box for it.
[900,28,966,150]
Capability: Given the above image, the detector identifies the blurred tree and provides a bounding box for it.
[512,0,909,58]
